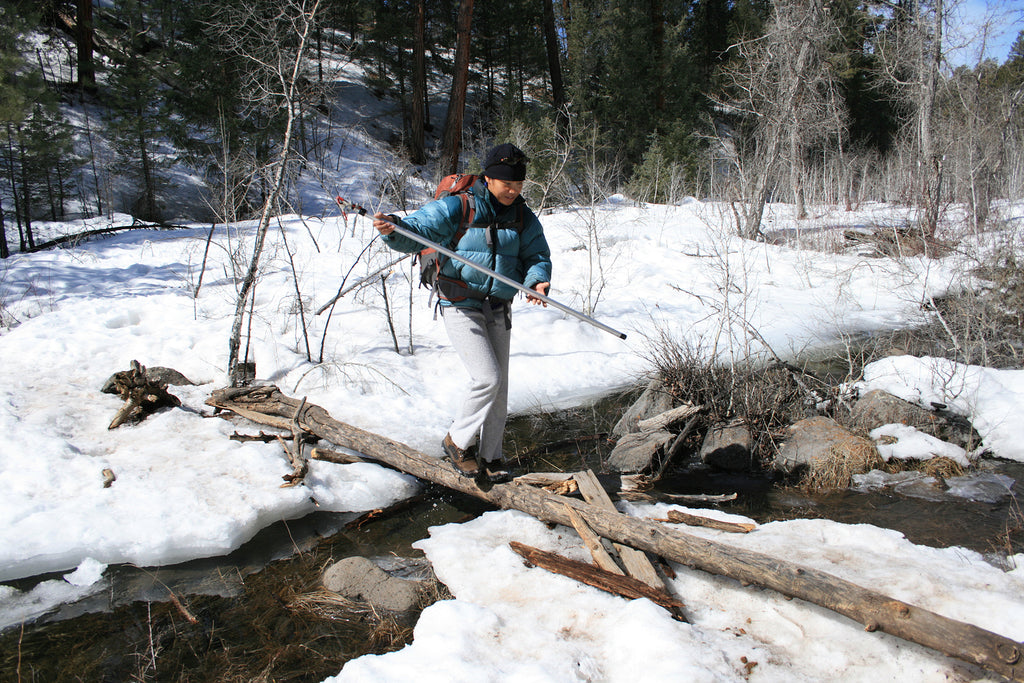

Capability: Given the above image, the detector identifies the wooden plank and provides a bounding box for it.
[573,469,664,590]
[563,503,624,575]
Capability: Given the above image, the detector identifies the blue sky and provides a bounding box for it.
[951,0,1023,65]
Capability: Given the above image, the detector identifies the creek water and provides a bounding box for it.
[2,390,1021,682]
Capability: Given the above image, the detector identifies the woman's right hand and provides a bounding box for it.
[372,212,395,235]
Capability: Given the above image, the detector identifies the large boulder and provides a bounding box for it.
[850,389,939,432]
[775,416,880,482]
[700,419,752,472]
[322,556,424,613]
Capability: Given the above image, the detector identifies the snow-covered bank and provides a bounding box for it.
[0,199,970,580]
[1,198,1023,681]
[329,506,1024,683]
[860,355,1024,462]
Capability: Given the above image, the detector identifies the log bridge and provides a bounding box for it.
[207,385,1023,682]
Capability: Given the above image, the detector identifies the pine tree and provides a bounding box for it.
[104,0,167,221]
[1,1,74,251]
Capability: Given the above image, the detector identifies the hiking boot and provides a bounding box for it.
[442,434,479,477]
[483,460,511,483]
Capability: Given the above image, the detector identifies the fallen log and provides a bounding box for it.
[509,542,686,621]
[206,385,1024,682]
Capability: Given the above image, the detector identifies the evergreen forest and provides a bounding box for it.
[1,0,1023,257]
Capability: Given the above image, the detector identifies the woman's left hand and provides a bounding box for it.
[526,282,550,306]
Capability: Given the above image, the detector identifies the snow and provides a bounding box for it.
[859,355,1024,461]
[869,423,970,466]
[330,507,1024,683]
[2,55,1024,683]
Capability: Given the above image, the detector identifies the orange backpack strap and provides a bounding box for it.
[452,192,475,247]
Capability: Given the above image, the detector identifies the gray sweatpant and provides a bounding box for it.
[442,302,512,464]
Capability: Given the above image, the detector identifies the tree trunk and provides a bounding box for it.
[137,108,157,221]
[790,120,807,219]
[17,134,34,251]
[0,197,8,258]
[541,0,566,124]
[649,0,665,113]
[207,385,1024,683]
[3,126,24,251]
[918,0,943,238]
[226,1,321,386]
[77,0,96,94]
[440,0,474,176]
[410,0,426,165]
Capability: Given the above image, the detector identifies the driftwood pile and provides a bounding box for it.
[102,360,190,429]
[206,385,1023,682]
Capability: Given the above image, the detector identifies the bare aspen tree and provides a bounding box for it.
[921,0,944,237]
[716,0,843,239]
[210,0,323,386]
[934,5,1021,231]
[875,0,946,237]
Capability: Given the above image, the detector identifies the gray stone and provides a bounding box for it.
[322,556,423,613]
[611,378,675,438]
[606,429,674,473]
[101,365,195,394]
[850,389,939,433]
[700,419,752,471]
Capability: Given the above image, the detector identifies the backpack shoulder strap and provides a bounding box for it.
[451,192,475,247]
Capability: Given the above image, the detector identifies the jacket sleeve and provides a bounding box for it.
[380,196,463,254]
[518,211,552,289]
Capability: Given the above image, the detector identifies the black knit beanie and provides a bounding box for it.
[482,143,528,181]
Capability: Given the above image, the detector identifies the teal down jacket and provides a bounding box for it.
[381,178,552,308]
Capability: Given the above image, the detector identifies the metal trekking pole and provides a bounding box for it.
[336,197,628,340]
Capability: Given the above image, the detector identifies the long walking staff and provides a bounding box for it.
[335,196,628,340]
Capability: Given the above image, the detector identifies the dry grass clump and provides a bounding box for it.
[288,589,366,620]
[287,572,453,653]
[800,439,885,491]
[288,589,414,653]
[890,455,966,480]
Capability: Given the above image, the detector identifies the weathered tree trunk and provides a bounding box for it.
[541,0,566,123]
[919,0,943,239]
[440,0,474,176]
[409,0,426,165]
[77,0,96,93]
[107,360,181,429]
[206,386,1024,682]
